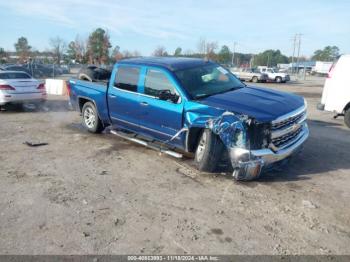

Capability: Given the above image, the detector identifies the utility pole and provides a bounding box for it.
[291,34,297,74]
[296,33,302,76]
[231,42,237,66]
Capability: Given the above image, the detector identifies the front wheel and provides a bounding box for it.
[344,109,350,128]
[194,129,224,172]
[252,76,258,83]
[82,102,103,133]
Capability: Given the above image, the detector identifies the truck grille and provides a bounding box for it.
[272,125,302,148]
[271,111,306,131]
[270,107,307,151]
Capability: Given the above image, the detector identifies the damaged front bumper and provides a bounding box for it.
[230,123,309,180]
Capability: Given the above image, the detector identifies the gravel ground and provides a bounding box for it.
[0,77,349,255]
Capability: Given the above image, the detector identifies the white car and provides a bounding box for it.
[0,71,46,107]
[318,54,350,128]
[259,67,290,83]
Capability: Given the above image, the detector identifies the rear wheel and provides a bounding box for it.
[275,76,282,83]
[252,76,258,83]
[82,102,103,133]
[194,129,224,172]
[344,109,350,128]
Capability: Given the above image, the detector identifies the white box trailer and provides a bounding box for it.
[312,61,333,75]
[318,55,350,128]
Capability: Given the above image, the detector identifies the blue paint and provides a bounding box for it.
[69,58,305,152]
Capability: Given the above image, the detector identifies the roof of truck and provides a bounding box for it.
[117,57,215,71]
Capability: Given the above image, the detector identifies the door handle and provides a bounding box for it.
[140,102,148,106]
[109,94,117,98]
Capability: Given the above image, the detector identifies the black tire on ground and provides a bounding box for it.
[252,76,258,83]
[275,76,282,83]
[194,129,225,172]
[81,102,104,133]
[344,109,350,128]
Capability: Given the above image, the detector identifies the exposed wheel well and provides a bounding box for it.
[78,97,93,112]
[187,127,204,153]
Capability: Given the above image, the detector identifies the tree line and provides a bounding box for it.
[0,28,341,67]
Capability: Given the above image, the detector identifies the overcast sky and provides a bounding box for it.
[0,0,349,56]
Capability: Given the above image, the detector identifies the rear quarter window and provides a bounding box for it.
[114,66,140,92]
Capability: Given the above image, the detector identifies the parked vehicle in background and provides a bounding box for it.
[231,68,268,83]
[311,61,334,76]
[77,65,112,82]
[69,57,309,181]
[1,65,31,76]
[258,67,290,83]
[0,71,46,107]
[318,55,350,128]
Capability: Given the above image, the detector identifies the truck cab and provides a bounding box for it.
[69,57,309,180]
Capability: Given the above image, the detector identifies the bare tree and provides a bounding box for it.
[153,46,167,57]
[197,37,206,56]
[49,37,66,64]
[206,41,218,60]
[132,50,141,57]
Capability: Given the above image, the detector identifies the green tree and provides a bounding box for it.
[0,48,8,63]
[87,28,112,64]
[253,49,289,67]
[217,45,232,64]
[312,46,339,61]
[174,47,182,56]
[14,37,31,63]
[67,41,77,62]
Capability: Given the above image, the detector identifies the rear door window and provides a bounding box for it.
[114,66,140,92]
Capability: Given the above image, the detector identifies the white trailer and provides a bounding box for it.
[312,61,333,75]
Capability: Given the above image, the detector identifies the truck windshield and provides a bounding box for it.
[175,64,245,99]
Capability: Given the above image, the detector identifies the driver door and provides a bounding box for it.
[138,67,184,147]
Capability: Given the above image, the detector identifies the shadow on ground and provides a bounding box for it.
[0,99,71,113]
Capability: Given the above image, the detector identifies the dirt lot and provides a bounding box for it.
[0,77,350,255]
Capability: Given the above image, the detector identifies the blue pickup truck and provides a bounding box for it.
[69,57,309,180]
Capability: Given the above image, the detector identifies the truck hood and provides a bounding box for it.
[197,86,304,122]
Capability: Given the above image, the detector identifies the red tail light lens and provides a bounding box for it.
[37,83,46,90]
[66,81,71,96]
[0,84,15,90]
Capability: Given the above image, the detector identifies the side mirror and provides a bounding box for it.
[159,90,179,103]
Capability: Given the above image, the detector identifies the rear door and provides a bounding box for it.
[107,65,143,132]
[138,67,184,146]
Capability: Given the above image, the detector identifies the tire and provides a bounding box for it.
[275,76,282,83]
[344,109,350,128]
[252,76,258,83]
[194,129,224,172]
[78,68,95,82]
[82,102,104,133]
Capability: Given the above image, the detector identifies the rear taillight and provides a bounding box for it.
[0,84,15,90]
[66,81,71,96]
[37,83,45,90]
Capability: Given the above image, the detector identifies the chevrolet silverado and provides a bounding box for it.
[69,57,309,180]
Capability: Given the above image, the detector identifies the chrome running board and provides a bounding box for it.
[110,130,183,159]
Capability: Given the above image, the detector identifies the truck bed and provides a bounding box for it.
[69,79,110,123]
